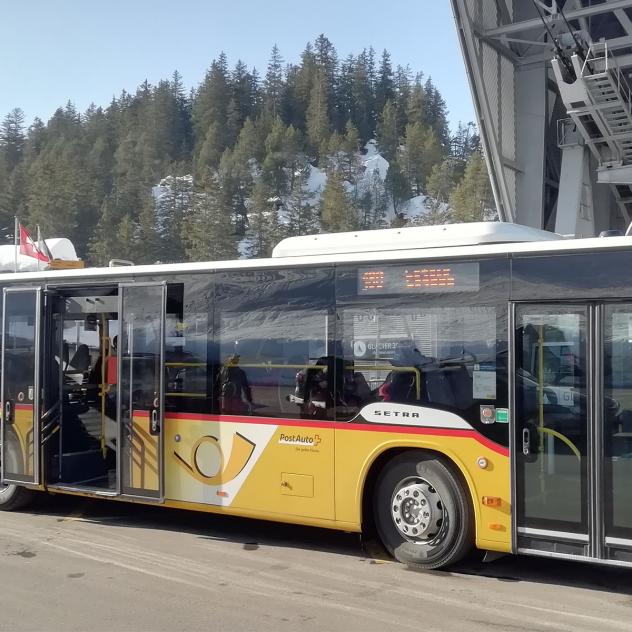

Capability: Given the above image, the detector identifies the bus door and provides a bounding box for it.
[1,288,43,486]
[118,283,166,501]
[512,304,591,558]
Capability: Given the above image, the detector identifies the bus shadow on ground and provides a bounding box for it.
[28,493,363,558]
[412,555,632,595]
[25,493,632,596]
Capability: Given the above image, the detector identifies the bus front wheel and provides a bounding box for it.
[374,451,473,569]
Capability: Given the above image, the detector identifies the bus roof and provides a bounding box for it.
[271,222,562,258]
[0,223,630,284]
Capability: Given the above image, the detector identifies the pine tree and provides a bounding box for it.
[88,197,123,265]
[401,122,427,195]
[219,147,251,237]
[400,122,444,196]
[247,179,282,257]
[423,77,450,149]
[192,53,231,152]
[195,121,223,174]
[264,45,285,119]
[394,65,412,137]
[262,118,302,196]
[450,122,479,162]
[314,34,338,127]
[306,69,330,161]
[449,150,495,222]
[231,60,259,128]
[284,165,317,236]
[0,153,12,234]
[320,169,357,232]
[170,70,193,162]
[407,75,425,126]
[375,50,395,115]
[385,159,411,218]
[154,172,194,261]
[427,159,458,204]
[350,51,376,144]
[135,192,164,264]
[115,214,138,262]
[182,173,237,261]
[0,108,26,171]
[414,160,457,226]
[294,43,317,127]
[376,100,398,161]
[340,120,362,182]
[337,55,355,129]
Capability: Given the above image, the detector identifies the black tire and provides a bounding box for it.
[374,450,473,569]
[0,435,35,511]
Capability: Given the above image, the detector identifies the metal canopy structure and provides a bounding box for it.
[451,0,632,236]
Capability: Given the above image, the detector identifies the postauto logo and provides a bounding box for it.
[278,433,322,447]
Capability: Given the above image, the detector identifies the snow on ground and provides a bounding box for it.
[305,164,327,203]
[401,195,428,218]
[362,152,389,182]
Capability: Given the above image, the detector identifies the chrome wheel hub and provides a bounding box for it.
[391,477,445,543]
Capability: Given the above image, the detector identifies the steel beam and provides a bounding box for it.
[484,0,632,38]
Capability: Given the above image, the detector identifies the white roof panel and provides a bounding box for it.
[271,222,562,258]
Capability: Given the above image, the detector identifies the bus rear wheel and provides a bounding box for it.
[0,442,34,511]
[374,451,473,569]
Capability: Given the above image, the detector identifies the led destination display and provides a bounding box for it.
[358,262,479,294]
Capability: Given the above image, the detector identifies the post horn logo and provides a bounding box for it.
[174,433,256,486]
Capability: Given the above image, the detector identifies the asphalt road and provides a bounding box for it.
[1,495,631,632]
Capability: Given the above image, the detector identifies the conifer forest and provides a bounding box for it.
[0,35,495,265]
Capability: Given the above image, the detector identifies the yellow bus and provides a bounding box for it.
[2,221,632,569]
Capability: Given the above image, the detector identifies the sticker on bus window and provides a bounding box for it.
[495,408,509,424]
[473,369,496,400]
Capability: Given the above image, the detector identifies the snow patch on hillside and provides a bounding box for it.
[153,141,441,257]
[304,164,326,203]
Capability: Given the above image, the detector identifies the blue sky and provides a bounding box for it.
[1,1,475,129]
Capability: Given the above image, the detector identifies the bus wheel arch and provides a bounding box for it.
[362,447,475,569]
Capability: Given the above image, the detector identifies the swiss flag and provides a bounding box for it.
[19,224,50,262]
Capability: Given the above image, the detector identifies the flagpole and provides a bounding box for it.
[37,225,41,272]
[13,216,18,273]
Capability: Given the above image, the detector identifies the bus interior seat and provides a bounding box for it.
[422,362,473,410]
[68,344,91,374]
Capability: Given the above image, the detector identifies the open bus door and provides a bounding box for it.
[1,287,43,487]
[117,282,166,501]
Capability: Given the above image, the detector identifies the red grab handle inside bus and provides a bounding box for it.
[106,356,118,385]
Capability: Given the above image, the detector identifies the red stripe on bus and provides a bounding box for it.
[15,404,33,411]
[342,421,509,457]
[166,411,329,430]
[161,412,509,457]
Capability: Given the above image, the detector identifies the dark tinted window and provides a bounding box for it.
[214,267,335,420]
[512,251,632,300]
